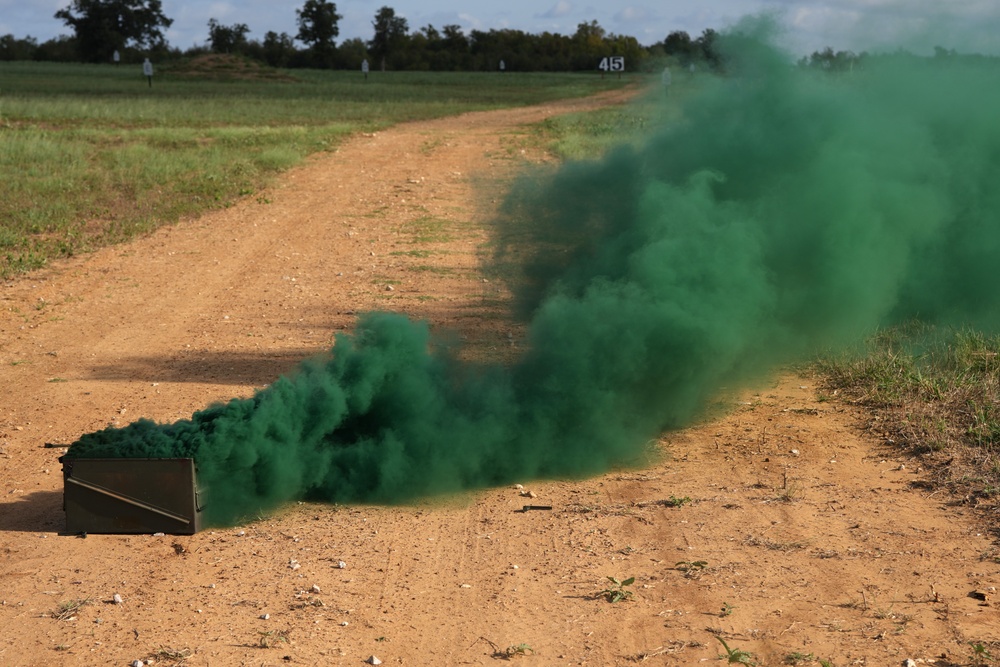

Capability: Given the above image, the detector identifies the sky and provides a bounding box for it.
[2,0,999,57]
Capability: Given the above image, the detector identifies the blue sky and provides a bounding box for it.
[2,0,999,57]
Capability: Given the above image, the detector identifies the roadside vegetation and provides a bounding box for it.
[0,59,630,277]
[816,324,1000,534]
[534,79,689,160]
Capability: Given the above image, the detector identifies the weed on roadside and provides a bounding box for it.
[675,560,708,578]
[257,629,290,648]
[599,576,635,603]
[148,647,193,666]
[473,636,534,660]
[502,643,533,658]
[51,597,92,621]
[743,534,808,552]
[816,324,1000,533]
[716,636,757,666]
[970,641,996,666]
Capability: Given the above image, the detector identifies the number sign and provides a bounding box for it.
[598,56,625,72]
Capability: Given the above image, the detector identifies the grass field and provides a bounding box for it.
[0,58,636,277]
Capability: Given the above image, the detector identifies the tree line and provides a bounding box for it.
[0,0,729,73]
[11,1,981,74]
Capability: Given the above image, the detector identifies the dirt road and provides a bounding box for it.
[2,90,998,666]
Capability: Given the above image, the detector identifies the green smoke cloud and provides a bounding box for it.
[68,23,1000,526]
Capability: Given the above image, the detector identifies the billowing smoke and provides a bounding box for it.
[68,20,1000,526]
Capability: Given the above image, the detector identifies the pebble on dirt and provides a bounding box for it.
[366,656,382,665]
[113,593,123,604]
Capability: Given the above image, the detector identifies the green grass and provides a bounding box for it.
[0,60,632,278]
[403,215,462,244]
[536,105,652,159]
[531,78,692,160]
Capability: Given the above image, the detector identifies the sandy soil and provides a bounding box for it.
[2,90,999,667]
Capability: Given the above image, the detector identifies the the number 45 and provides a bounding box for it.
[598,56,625,72]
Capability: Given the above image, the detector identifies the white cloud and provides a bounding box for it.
[539,1,573,19]
[614,6,654,23]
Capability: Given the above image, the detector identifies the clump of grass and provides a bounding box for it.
[743,535,807,552]
[149,647,193,666]
[52,597,92,621]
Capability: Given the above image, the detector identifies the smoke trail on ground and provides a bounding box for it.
[69,20,1000,526]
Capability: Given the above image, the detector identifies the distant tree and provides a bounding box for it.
[470,28,538,71]
[404,26,435,70]
[574,19,606,43]
[606,33,645,70]
[800,46,863,72]
[420,24,440,42]
[0,34,39,61]
[369,5,408,70]
[536,30,572,70]
[663,30,696,63]
[261,30,296,67]
[695,28,719,68]
[35,34,80,62]
[442,24,467,51]
[207,18,249,54]
[54,0,173,63]
[335,37,368,69]
[437,24,470,70]
[296,0,341,66]
[572,20,610,69]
